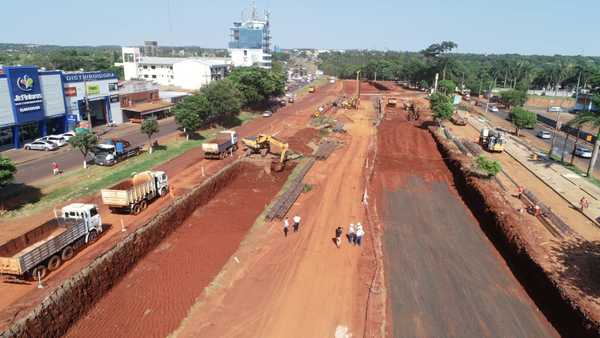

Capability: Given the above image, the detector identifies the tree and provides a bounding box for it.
[510,107,537,136]
[200,79,243,124]
[0,156,16,186]
[501,89,528,110]
[140,119,159,154]
[173,94,209,140]
[228,67,285,107]
[421,41,458,80]
[438,79,456,95]
[68,131,98,169]
[476,156,501,177]
[430,93,453,123]
[568,98,600,176]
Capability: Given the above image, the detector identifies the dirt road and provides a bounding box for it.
[371,103,559,337]
[169,97,376,337]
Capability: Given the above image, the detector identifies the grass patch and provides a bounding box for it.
[561,162,600,189]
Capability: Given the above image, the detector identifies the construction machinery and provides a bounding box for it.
[479,128,506,152]
[387,97,397,107]
[308,86,316,93]
[101,171,169,214]
[342,96,358,109]
[241,134,290,171]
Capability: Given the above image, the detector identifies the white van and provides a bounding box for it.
[548,106,562,113]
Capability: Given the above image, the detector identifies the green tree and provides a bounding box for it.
[68,131,98,169]
[140,119,159,154]
[228,67,285,107]
[476,156,501,177]
[438,79,456,95]
[421,41,458,80]
[201,79,243,124]
[173,95,209,140]
[501,89,528,110]
[430,93,453,123]
[568,96,600,176]
[510,107,537,136]
[0,156,16,186]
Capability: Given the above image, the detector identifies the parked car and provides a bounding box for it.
[24,140,58,151]
[548,106,563,113]
[36,135,67,147]
[262,111,273,118]
[536,131,552,139]
[489,105,499,113]
[61,131,76,141]
[574,146,593,158]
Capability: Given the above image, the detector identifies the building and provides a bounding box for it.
[159,91,191,105]
[143,41,159,57]
[228,5,272,69]
[121,47,231,90]
[0,66,68,149]
[62,71,123,128]
[119,80,173,122]
[575,92,597,112]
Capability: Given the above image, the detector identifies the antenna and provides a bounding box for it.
[251,0,257,20]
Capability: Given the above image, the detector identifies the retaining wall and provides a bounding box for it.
[429,126,599,338]
[1,160,244,338]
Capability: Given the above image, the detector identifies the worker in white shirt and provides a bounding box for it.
[348,223,356,244]
[293,215,301,232]
[355,224,365,246]
[283,218,290,237]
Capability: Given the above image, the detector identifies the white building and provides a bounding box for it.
[121,47,231,90]
[228,5,272,69]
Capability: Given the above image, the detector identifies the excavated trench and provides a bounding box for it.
[2,160,293,338]
[428,127,599,337]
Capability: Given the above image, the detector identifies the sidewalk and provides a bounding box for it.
[469,116,600,226]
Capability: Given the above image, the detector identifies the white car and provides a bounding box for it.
[24,140,58,151]
[574,146,593,159]
[36,135,67,147]
[536,131,552,139]
[489,105,499,113]
[262,111,273,118]
[61,131,76,141]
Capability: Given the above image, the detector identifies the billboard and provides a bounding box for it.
[5,66,45,123]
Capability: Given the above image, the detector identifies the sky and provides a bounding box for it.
[1,0,598,55]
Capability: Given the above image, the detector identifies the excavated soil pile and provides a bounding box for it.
[1,161,290,338]
[287,128,320,155]
[429,127,600,337]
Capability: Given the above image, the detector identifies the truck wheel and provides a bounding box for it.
[132,204,141,215]
[161,187,168,196]
[31,265,47,281]
[140,200,148,211]
[47,255,62,271]
[61,245,75,261]
[233,144,238,151]
[88,230,99,243]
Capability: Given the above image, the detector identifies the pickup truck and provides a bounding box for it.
[202,130,238,159]
[0,203,103,280]
[94,139,141,166]
[101,171,169,214]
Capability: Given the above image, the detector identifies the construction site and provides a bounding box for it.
[2,80,600,338]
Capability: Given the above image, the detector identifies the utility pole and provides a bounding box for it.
[84,80,93,131]
[433,73,439,94]
[374,71,377,82]
[356,70,361,109]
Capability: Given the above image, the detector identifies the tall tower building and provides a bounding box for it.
[229,3,272,69]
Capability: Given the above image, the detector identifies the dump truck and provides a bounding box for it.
[202,130,238,159]
[0,203,103,280]
[101,171,169,214]
[479,128,506,152]
[93,139,141,166]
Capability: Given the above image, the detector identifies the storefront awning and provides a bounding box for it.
[123,101,174,116]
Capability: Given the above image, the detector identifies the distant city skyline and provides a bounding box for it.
[0,0,598,56]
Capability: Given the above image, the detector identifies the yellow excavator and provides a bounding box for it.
[241,134,290,171]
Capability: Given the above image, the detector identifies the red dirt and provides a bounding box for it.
[286,127,320,155]
[0,82,343,333]
[64,163,292,338]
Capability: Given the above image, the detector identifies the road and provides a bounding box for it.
[11,118,180,184]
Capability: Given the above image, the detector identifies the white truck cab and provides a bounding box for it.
[62,203,103,234]
[152,171,170,196]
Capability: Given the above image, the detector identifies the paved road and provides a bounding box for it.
[12,118,180,184]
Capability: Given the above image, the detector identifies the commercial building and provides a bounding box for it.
[0,66,68,149]
[121,47,231,90]
[229,5,272,69]
[119,80,173,122]
[62,71,123,129]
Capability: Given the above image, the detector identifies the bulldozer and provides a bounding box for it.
[241,134,290,171]
[479,128,505,152]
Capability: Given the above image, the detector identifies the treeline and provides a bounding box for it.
[319,42,600,95]
[173,67,285,138]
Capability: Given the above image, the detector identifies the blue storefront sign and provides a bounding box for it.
[63,72,117,83]
[4,66,45,123]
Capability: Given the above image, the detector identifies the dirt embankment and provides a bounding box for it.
[429,127,600,338]
[0,160,288,338]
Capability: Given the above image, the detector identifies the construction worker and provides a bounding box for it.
[580,197,590,212]
[355,224,365,246]
[516,186,524,200]
[52,162,60,176]
[283,218,290,237]
[335,226,343,248]
[348,223,356,244]
[534,205,541,217]
[293,215,301,232]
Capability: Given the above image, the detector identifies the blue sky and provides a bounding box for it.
[1,0,598,55]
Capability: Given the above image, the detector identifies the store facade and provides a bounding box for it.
[0,66,68,149]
